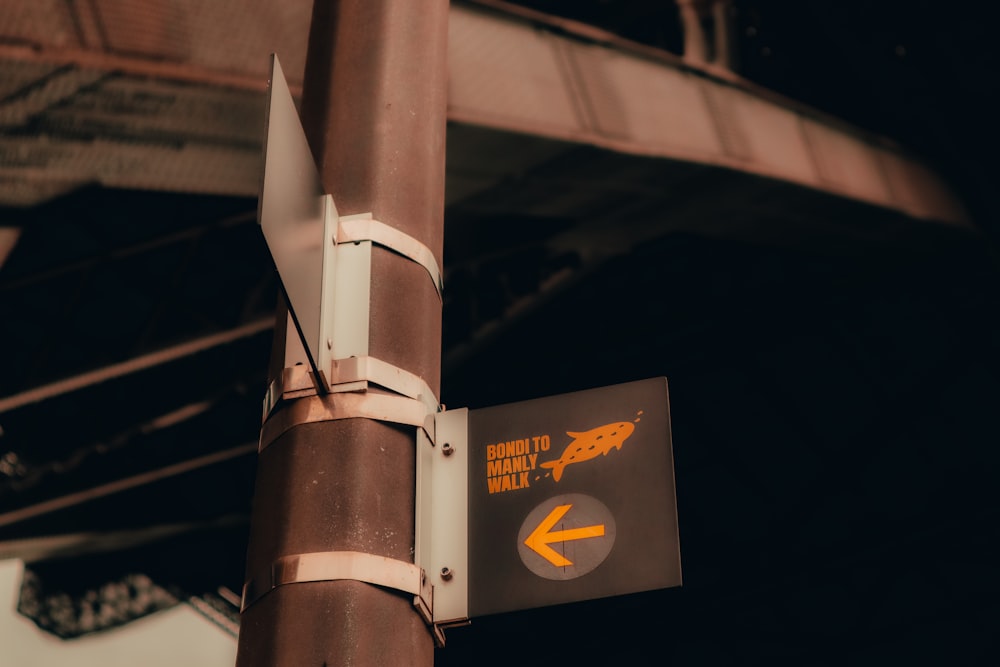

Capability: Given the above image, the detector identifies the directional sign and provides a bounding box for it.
[461,377,681,618]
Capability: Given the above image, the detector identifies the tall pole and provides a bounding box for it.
[236,0,448,664]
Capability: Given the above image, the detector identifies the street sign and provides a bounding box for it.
[467,376,681,616]
[418,377,681,626]
[257,55,372,391]
[257,54,338,386]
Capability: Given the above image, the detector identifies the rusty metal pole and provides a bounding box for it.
[235,0,448,664]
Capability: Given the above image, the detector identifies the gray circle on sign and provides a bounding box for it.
[517,493,616,581]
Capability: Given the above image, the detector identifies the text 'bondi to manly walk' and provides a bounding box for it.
[483,413,642,494]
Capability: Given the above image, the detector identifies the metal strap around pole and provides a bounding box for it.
[259,391,436,452]
[330,355,439,416]
[339,213,443,298]
[241,550,427,611]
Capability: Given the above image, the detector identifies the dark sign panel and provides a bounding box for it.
[467,377,681,617]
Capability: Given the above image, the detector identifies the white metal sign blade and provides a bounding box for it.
[258,54,335,384]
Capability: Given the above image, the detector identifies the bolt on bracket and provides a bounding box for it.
[415,407,471,642]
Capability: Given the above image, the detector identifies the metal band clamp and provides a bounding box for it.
[330,356,439,416]
[242,550,425,610]
[241,550,442,645]
[259,391,436,452]
[338,213,443,298]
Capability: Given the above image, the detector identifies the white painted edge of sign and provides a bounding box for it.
[416,408,470,628]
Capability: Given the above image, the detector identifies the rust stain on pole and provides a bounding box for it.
[237,0,448,664]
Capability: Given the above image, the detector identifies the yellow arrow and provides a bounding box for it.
[523,504,606,567]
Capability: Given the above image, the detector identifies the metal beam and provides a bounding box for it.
[0,317,273,413]
[0,443,256,529]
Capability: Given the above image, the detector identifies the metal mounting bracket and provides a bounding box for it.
[241,550,444,647]
[329,355,439,416]
[338,213,443,298]
[262,352,440,426]
[259,391,437,452]
[415,408,471,641]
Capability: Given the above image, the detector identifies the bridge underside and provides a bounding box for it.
[0,1,996,664]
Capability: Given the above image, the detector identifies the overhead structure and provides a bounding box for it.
[0,1,965,224]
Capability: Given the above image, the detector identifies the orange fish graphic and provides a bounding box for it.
[540,420,635,482]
